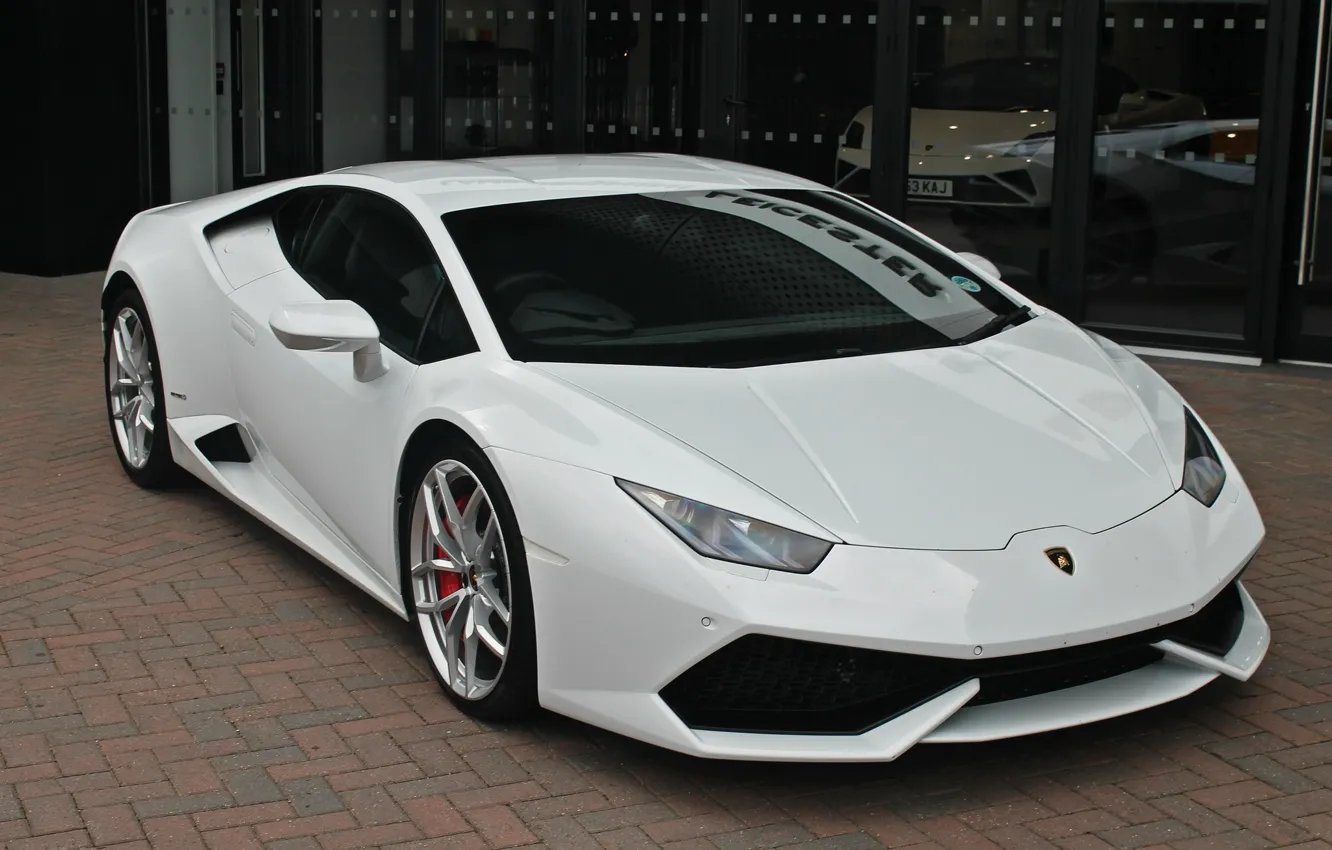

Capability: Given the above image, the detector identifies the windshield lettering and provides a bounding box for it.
[703,191,943,297]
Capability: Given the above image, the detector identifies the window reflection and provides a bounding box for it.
[1301,109,1332,342]
[585,0,705,153]
[737,1,877,185]
[323,0,391,170]
[442,1,555,158]
[894,2,1066,303]
[1084,0,1269,335]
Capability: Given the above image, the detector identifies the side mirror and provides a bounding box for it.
[269,300,389,382]
[956,252,1003,282]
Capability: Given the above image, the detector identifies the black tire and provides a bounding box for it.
[103,287,178,489]
[399,436,538,722]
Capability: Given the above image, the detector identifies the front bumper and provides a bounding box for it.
[493,448,1267,762]
[682,578,1266,760]
[835,146,1051,208]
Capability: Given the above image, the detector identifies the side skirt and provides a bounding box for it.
[167,414,408,619]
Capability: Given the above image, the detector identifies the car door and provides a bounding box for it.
[226,187,462,577]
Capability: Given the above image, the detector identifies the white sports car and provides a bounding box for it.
[101,154,1268,762]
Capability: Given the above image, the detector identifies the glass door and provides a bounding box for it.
[584,0,708,154]
[900,1,1066,306]
[730,1,878,187]
[441,0,556,158]
[1081,0,1271,340]
[229,0,300,189]
[1282,0,1332,363]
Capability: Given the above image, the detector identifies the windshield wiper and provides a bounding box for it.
[952,306,1034,346]
[713,347,867,368]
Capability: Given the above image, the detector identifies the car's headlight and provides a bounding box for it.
[1182,407,1226,507]
[617,480,833,573]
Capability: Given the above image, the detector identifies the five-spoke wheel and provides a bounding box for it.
[108,307,157,469]
[103,287,175,487]
[404,442,536,719]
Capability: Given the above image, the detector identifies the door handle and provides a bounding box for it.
[723,96,750,108]
[1298,0,1332,286]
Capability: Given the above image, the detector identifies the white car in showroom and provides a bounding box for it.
[834,57,1207,206]
[101,153,1268,762]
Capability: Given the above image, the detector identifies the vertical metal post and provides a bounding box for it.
[553,0,586,153]
[1295,0,1327,290]
[1046,0,1101,319]
[703,0,741,161]
[870,0,913,218]
[1253,0,1310,359]
[412,0,443,159]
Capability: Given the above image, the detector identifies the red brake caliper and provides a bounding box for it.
[435,493,471,619]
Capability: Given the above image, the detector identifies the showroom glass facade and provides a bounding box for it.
[144,0,1332,362]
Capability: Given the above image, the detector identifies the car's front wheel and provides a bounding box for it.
[401,439,538,721]
[104,287,176,488]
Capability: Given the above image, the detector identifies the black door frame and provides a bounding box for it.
[1055,0,1308,361]
[1274,0,1332,363]
[228,0,316,190]
[138,0,172,208]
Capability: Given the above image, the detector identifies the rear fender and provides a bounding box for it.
[102,213,244,421]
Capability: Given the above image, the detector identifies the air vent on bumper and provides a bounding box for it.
[660,580,1245,736]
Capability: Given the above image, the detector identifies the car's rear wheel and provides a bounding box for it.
[104,288,176,488]
[402,439,537,721]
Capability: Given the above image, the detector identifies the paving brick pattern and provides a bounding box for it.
[2,271,1332,850]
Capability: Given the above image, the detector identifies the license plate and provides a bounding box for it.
[908,178,954,198]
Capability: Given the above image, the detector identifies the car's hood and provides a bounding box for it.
[910,108,1057,156]
[532,315,1182,551]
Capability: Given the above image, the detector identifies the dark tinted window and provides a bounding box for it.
[273,190,330,266]
[293,190,448,356]
[441,188,1022,368]
[417,283,479,363]
[913,59,1062,112]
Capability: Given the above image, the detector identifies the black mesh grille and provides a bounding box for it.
[661,578,1247,735]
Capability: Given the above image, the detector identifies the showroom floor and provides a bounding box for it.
[2,271,1332,850]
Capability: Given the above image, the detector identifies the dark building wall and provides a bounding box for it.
[1,0,146,277]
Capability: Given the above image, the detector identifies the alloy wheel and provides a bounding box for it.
[410,459,513,701]
[107,307,157,469]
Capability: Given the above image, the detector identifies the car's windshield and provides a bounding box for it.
[441,188,1022,368]
[913,59,1062,112]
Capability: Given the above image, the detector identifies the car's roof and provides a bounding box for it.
[328,153,827,216]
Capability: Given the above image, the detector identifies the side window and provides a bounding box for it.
[272,190,328,268]
[294,190,447,357]
[416,280,479,363]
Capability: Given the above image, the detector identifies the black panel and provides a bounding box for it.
[1046,0,1100,321]
[0,0,149,275]
[660,577,1248,736]
[196,424,252,464]
[553,0,587,153]
[870,0,912,219]
[1165,580,1245,658]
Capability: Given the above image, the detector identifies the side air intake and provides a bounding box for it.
[195,423,252,464]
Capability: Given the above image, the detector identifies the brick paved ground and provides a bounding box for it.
[3,271,1332,850]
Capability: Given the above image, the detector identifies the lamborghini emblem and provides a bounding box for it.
[1045,547,1075,575]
